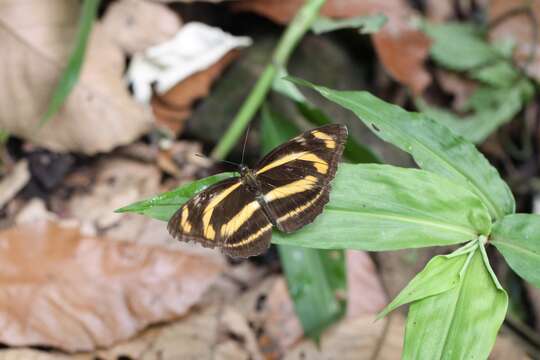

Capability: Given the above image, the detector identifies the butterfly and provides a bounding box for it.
[167,124,348,258]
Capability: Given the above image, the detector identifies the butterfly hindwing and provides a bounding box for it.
[167,177,273,257]
[255,124,347,232]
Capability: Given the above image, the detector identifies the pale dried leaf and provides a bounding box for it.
[0,160,30,208]
[127,22,252,103]
[284,314,405,360]
[0,221,223,351]
[233,0,431,93]
[0,0,152,154]
[346,250,388,317]
[67,158,160,231]
[488,0,540,82]
[102,0,182,55]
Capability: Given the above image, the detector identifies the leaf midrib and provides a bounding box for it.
[325,90,502,220]
[492,239,540,261]
[326,207,477,238]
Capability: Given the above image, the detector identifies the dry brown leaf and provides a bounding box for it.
[0,160,30,209]
[488,0,540,82]
[102,0,182,55]
[151,50,240,135]
[66,158,160,231]
[233,0,431,94]
[0,220,223,351]
[0,1,152,154]
[346,250,388,317]
[284,314,405,360]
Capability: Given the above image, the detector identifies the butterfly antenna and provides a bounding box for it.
[195,153,239,169]
[240,123,251,166]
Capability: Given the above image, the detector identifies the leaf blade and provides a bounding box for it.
[403,247,508,359]
[491,214,540,288]
[290,77,514,220]
[41,0,100,125]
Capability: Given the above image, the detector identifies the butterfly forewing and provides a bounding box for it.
[255,124,347,232]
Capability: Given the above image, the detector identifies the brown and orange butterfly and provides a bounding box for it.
[168,124,348,258]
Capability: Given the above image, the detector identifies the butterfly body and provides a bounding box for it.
[168,124,348,258]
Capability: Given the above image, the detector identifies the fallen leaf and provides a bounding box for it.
[0,0,152,154]
[102,0,182,55]
[151,50,240,134]
[491,331,532,360]
[127,22,251,103]
[488,0,540,82]
[0,220,223,351]
[284,314,405,359]
[232,0,431,94]
[66,158,160,231]
[0,160,30,209]
[346,250,388,317]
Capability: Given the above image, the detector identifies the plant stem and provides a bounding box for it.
[210,0,326,160]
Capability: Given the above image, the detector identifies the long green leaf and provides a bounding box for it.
[274,163,491,250]
[115,173,233,221]
[117,163,491,251]
[491,214,540,288]
[422,22,501,71]
[261,105,346,339]
[272,73,380,163]
[377,247,474,319]
[403,246,508,359]
[289,77,514,221]
[41,0,100,125]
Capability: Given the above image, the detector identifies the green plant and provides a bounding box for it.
[416,21,535,143]
[118,77,540,358]
[41,0,100,126]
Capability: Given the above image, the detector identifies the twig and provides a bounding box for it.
[210,0,326,160]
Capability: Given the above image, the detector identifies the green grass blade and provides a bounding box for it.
[41,0,100,126]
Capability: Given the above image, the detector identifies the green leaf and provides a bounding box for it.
[261,105,345,339]
[278,246,345,338]
[491,214,540,288]
[289,77,514,221]
[415,79,533,144]
[273,163,491,251]
[378,247,473,319]
[403,246,508,359]
[273,73,380,164]
[117,163,491,251]
[422,22,501,71]
[115,172,233,221]
[471,61,521,88]
[41,0,101,125]
[312,14,387,34]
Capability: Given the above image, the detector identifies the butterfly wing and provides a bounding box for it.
[167,177,273,258]
[254,124,348,232]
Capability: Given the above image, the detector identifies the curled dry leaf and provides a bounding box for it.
[233,0,431,94]
[151,50,240,135]
[0,0,153,154]
[102,0,182,55]
[488,0,540,82]
[0,221,223,351]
